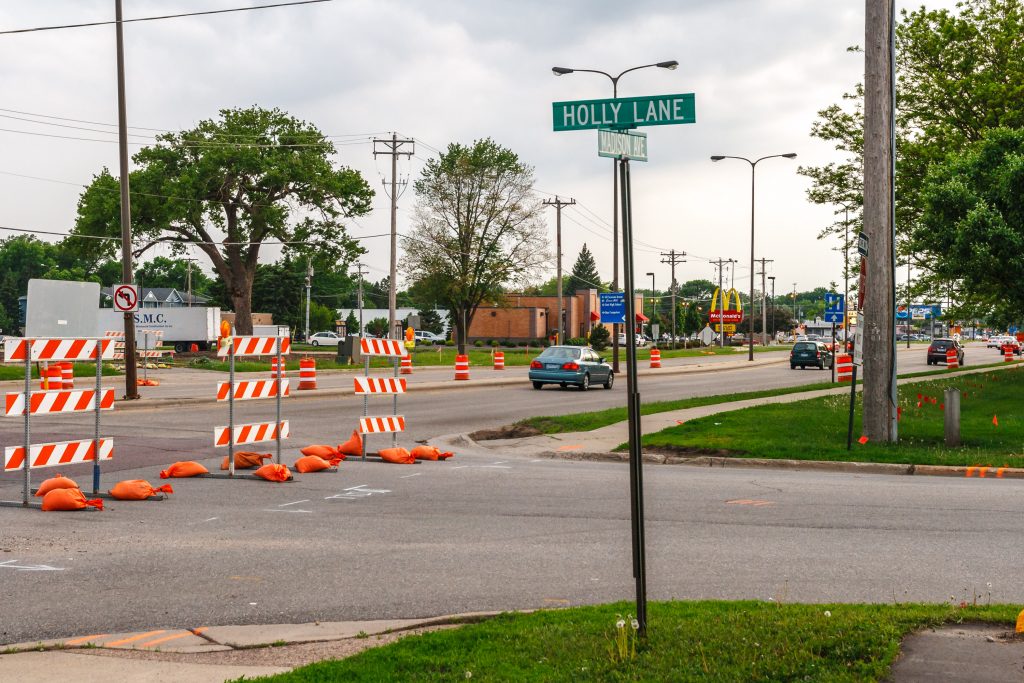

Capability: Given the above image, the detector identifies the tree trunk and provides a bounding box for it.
[230,268,255,335]
[863,0,898,442]
[453,309,465,355]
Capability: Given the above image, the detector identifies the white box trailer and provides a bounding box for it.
[98,307,221,352]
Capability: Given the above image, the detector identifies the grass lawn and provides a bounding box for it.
[234,601,1018,682]
[0,362,122,381]
[519,361,1012,436]
[639,367,1024,468]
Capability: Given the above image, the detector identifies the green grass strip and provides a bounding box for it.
[638,368,1024,468]
[232,600,1018,682]
[0,362,122,381]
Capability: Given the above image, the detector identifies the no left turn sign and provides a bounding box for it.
[113,284,140,312]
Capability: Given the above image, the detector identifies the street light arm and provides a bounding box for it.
[614,61,678,81]
[552,67,614,82]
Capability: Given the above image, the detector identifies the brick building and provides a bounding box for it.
[468,289,643,343]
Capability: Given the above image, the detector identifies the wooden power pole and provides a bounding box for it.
[863,0,898,442]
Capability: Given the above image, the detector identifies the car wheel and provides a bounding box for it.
[603,372,614,390]
[817,361,824,370]
[580,374,590,391]
[311,340,319,346]
[790,364,796,370]
[559,382,567,389]
[532,381,543,390]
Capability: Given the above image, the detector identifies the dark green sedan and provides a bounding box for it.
[790,341,834,370]
[529,345,614,390]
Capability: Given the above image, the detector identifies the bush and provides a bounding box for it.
[444,339,455,347]
[490,340,500,347]
[566,337,589,346]
[474,340,484,347]
[529,341,541,348]
[189,357,212,367]
[589,324,610,351]
[541,339,551,347]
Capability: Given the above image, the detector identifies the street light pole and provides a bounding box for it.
[768,276,776,341]
[553,60,677,371]
[646,272,655,337]
[710,153,797,361]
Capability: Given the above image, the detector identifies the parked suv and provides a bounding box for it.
[927,338,964,365]
[790,341,834,370]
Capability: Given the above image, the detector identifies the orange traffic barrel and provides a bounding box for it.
[454,354,470,380]
[298,357,317,390]
[649,348,662,369]
[946,347,959,369]
[401,355,413,375]
[493,351,505,370]
[60,361,74,389]
[1004,345,1015,363]
[271,356,287,379]
[836,354,853,382]
[40,366,62,390]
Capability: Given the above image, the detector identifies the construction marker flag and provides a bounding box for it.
[858,435,869,445]
[993,415,999,427]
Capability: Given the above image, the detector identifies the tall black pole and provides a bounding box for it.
[619,157,647,637]
[748,162,755,361]
[115,0,139,399]
[611,81,620,374]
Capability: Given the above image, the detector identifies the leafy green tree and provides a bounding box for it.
[72,106,372,333]
[522,275,565,296]
[681,302,702,338]
[134,256,213,295]
[679,279,716,301]
[365,316,389,337]
[567,243,602,293]
[402,138,549,353]
[344,310,359,336]
[414,309,444,335]
[308,300,337,333]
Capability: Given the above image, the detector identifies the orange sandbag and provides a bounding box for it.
[337,429,363,456]
[300,445,338,459]
[41,488,103,512]
[410,445,454,461]
[35,474,79,497]
[159,461,210,479]
[220,451,272,470]
[294,455,332,473]
[253,463,293,482]
[379,447,415,464]
[108,480,174,500]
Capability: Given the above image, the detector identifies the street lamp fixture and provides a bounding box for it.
[709,153,797,361]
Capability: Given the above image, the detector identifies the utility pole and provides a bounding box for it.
[864,0,898,442]
[768,275,776,341]
[114,0,138,400]
[304,257,313,342]
[373,133,415,340]
[543,196,576,345]
[185,258,195,308]
[755,258,774,346]
[660,249,687,349]
[352,262,369,339]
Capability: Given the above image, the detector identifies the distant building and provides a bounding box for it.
[100,287,209,308]
[468,290,644,343]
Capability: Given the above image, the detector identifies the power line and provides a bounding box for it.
[0,0,332,36]
[0,223,389,245]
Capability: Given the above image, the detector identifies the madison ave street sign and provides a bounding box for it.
[598,129,648,161]
[553,93,696,132]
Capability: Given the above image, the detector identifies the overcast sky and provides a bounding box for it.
[0,0,958,301]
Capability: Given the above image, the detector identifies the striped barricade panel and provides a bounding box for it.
[353,377,407,394]
[137,350,174,358]
[217,336,290,357]
[216,379,291,402]
[4,438,113,472]
[4,388,116,416]
[105,331,126,338]
[359,415,406,434]
[359,338,408,357]
[3,338,115,363]
[214,420,289,447]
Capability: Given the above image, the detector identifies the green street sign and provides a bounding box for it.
[553,93,695,132]
[598,129,648,162]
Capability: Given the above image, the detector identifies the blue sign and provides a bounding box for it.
[825,293,845,313]
[599,292,626,324]
[824,312,844,323]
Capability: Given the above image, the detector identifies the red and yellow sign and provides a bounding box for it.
[708,287,743,324]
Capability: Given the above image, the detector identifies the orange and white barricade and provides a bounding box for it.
[836,354,853,382]
[454,354,470,380]
[400,355,413,375]
[2,337,117,508]
[213,333,291,477]
[493,351,505,370]
[298,358,317,390]
[946,347,959,370]
[39,366,62,390]
[271,357,287,379]
[649,348,662,369]
[356,338,410,459]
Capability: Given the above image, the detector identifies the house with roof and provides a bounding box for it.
[100,287,209,308]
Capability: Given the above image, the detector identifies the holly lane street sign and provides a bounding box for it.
[553,93,696,132]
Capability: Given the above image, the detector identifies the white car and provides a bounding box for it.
[616,333,648,347]
[413,330,445,344]
[307,331,343,346]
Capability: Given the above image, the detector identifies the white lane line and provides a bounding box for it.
[492,461,507,464]
[263,509,313,514]
[452,465,512,470]
[0,560,65,572]
[530,459,547,463]
[399,473,422,479]
[278,499,311,507]
[203,517,219,523]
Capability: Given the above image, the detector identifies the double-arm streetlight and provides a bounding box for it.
[552,61,678,372]
[710,153,797,360]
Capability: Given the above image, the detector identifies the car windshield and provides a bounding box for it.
[794,342,816,351]
[539,347,581,360]
[932,340,951,348]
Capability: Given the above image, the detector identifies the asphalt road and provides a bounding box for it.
[2,341,1015,645]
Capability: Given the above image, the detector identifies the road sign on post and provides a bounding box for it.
[112,284,139,313]
[599,292,626,324]
[824,293,845,324]
[553,93,696,131]
[598,129,648,161]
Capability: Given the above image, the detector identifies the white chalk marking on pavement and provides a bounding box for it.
[278,499,311,507]
[0,559,64,572]
[263,508,313,513]
[325,484,392,500]
[399,473,422,479]
[530,459,547,463]
[492,460,507,464]
[452,465,512,470]
[203,517,219,523]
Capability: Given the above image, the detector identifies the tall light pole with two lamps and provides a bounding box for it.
[710,153,797,360]
[552,60,678,371]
